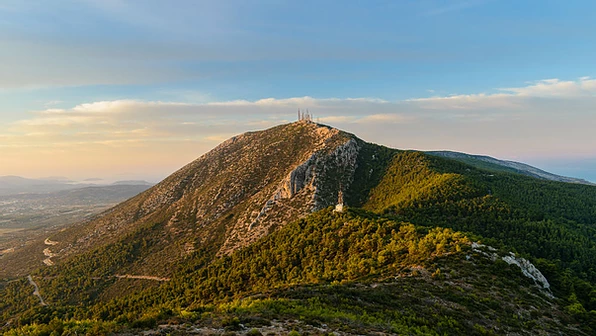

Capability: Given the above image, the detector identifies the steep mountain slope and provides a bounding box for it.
[1,121,596,335]
[428,150,594,185]
[18,122,361,278]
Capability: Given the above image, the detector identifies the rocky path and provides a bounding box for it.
[27,275,46,306]
[42,248,55,266]
[114,274,170,281]
[42,237,58,266]
[44,238,58,246]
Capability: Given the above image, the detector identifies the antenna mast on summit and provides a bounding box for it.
[298,108,313,122]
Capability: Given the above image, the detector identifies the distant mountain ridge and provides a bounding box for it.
[110,180,154,186]
[427,150,594,185]
[0,176,153,196]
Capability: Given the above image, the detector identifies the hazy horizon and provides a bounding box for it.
[3,120,595,184]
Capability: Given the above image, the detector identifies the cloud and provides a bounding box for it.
[318,116,357,123]
[318,113,411,125]
[7,77,596,148]
[3,77,596,181]
[43,100,63,107]
[207,96,388,107]
[407,77,596,110]
[9,98,394,139]
[357,114,412,124]
[407,93,518,110]
[499,78,596,97]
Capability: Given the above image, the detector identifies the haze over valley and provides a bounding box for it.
[0,178,152,268]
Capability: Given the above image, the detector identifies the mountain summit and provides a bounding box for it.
[2,121,596,335]
[31,121,366,274]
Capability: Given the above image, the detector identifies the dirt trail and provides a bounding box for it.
[42,248,55,266]
[27,275,47,306]
[114,274,170,281]
[44,238,58,246]
[42,237,59,266]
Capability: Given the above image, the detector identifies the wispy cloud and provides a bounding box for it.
[318,113,412,125]
[7,77,596,143]
[407,77,596,109]
[499,78,596,97]
[3,77,596,180]
[207,96,388,107]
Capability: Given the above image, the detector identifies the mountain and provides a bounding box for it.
[21,122,360,276]
[110,180,154,186]
[0,176,84,196]
[38,177,72,182]
[1,121,595,335]
[428,151,594,185]
[0,177,153,196]
[0,184,154,207]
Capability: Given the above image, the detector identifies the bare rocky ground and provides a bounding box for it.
[117,320,353,336]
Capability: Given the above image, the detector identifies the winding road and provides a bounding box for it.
[42,237,58,266]
[114,274,170,281]
[27,275,46,306]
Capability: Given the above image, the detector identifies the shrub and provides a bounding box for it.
[247,328,263,336]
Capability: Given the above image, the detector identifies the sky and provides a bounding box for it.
[1,0,596,183]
